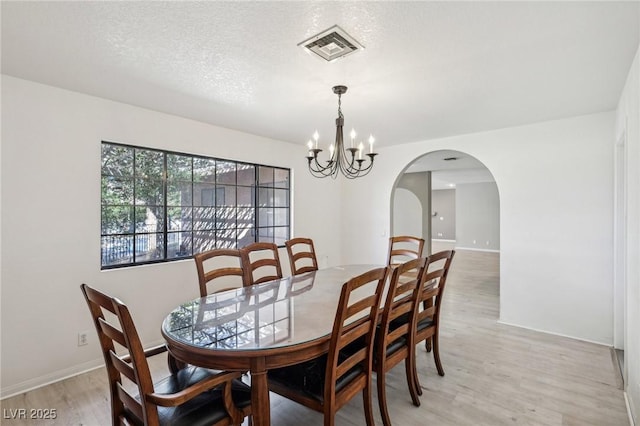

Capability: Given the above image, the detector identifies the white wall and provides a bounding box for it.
[615,45,640,423]
[455,182,500,251]
[341,111,615,345]
[0,76,342,397]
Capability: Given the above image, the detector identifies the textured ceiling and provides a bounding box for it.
[2,1,639,151]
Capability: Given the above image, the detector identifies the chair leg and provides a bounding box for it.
[363,383,376,426]
[377,368,393,426]
[411,345,423,396]
[433,331,445,376]
[323,406,335,426]
[423,300,433,354]
[404,357,421,406]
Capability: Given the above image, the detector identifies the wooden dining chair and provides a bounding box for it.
[285,237,319,275]
[375,257,428,424]
[194,248,247,297]
[386,236,425,266]
[410,250,455,394]
[239,242,283,285]
[267,267,389,426]
[80,284,252,426]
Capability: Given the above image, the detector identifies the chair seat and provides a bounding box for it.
[388,313,409,331]
[268,353,364,403]
[141,367,251,426]
[389,313,434,333]
[372,325,408,361]
[416,317,434,331]
[383,336,407,357]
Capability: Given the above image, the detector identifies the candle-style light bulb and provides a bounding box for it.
[329,143,335,158]
[368,135,375,153]
[313,130,319,149]
[350,129,356,148]
[358,142,364,160]
[307,140,314,158]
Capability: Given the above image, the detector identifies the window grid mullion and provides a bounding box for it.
[254,166,259,244]
[191,156,195,256]
[132,149,137,263]
[101,142,289,269]
[162,152,168,261]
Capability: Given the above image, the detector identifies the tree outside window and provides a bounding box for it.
[101,142,290,269]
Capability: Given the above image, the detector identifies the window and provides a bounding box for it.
[101,142,290,269]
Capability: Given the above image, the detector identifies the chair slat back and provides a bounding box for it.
[98,318,127,347]
[325,267,389,407]
[240,242,283,285]
[110,352,137,383]
[285,237,319,275]
[194,248,245,296]
[387,236,425,266]
[81,284,157,426]
[381,257,428,345]
[416,250,455,325]
[117,386,144,423]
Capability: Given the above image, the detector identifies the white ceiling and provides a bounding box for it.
[405,150,495,190]
[2,1,639,151]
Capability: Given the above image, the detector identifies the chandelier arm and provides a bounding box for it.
[340,147,374,177]
[339,149,360,176]
[308,152,339,178]
[309,163,334,176]
[307,157,334,177]
[307,150,335,175]
[340,147,358,173]
[344,152,377,178]
[310,169,334,178]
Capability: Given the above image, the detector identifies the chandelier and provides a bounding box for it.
[306,85,378,179]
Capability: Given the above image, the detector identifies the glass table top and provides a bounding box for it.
[162,264,381,352]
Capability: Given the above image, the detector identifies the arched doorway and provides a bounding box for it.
[390,149,499,256]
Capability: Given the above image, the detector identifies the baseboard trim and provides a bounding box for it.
[625,391,635,426]
[1,358,104,400]
[455,246,500,253]
[611,347,625,390]
[1,339,166,400]
[496,319,610,347]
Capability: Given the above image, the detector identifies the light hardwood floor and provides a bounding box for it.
[1,246,629,425]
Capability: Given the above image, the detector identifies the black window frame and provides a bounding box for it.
[101,141,290,270]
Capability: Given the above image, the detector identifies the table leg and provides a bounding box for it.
[250,357,271,426]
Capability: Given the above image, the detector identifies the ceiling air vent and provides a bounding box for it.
[298,25,364,62]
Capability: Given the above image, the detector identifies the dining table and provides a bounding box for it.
[161,264,382,426]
